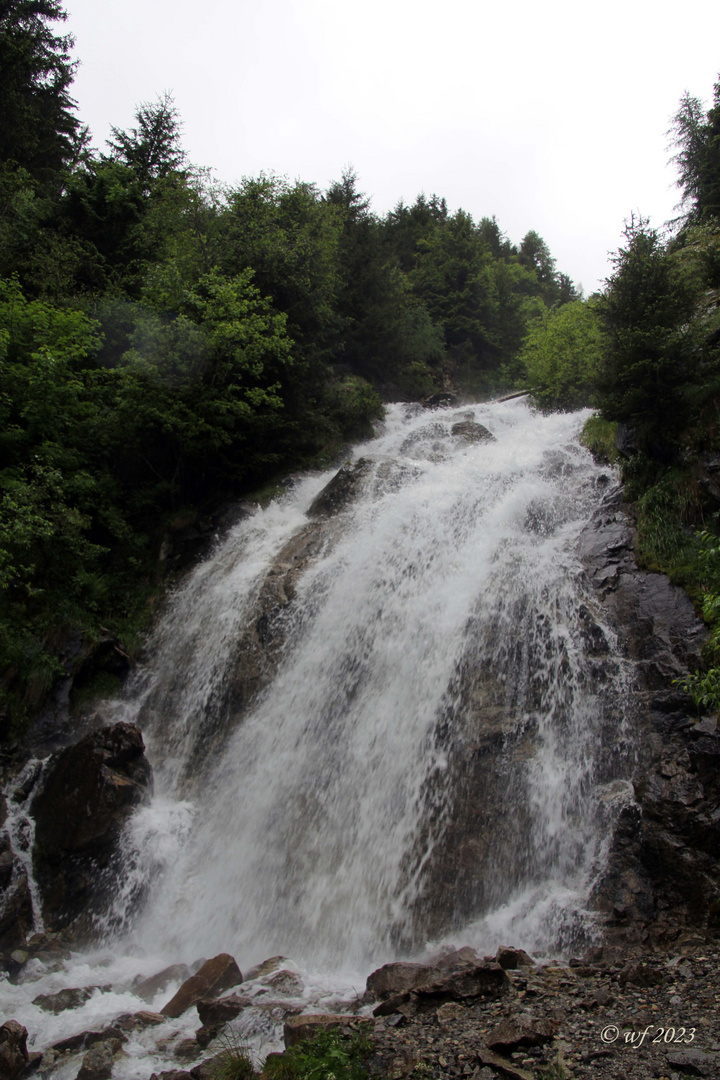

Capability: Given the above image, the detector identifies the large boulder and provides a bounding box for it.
[31,722,153,933]
[0,1021,28,1080]
[161,954,242,1019]
[308,460,373,518]
[366,962,438,999]
[450,421,496,444]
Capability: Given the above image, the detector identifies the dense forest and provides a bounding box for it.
[1,0,719,730]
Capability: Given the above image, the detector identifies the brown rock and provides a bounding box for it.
[52,1028,127,1054]
[243,955,287,981]
[161,954,242,1018]
[32,985,111,1014]
[0,1020,28,1080]
[475,1048,533,1080]
[196,994,250,1028]
[415,963,510,1002]
[435,946,479,968]
[486,1016,555,1052]
[495,947,534,970]
[283,1014,373,1050]
[150,1073,193,1080]
[134,964,191,1003]
[435,1002,466,1025]
[76,1041,118,1080]
[195,1026,219,1049]
[115,1011,166,1031]
[174,1040,201,1061]
[373,993,412,1018]
[366,962,438,999]
[618,962,665,988]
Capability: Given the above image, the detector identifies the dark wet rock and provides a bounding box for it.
[0,871,33,953]
[575,495,720,944]
[174,1039,201,1061]
[308,460,373,518]
[161,954,242,1018]
[283,1014,373,1050]
[414,963,510,1003]
[450,421,495,443]
[189,1056,229,1080]
[76,1040,120,1080]
[0,1020,28,1080]
[134,964,191,1003]
[475,1048,533,1080]
[495,946,534,970]
[51,1028,127,1054]
[372,992,413,1017]
[431,946,480,968]
[485,1016,555,1051]
[366,962,439,999]
[114,1011,165,1031]
[31,722,152,933]
[195,993,250,1027]
[618,961,666,988]
[32,984,112,1014]
[194,1026,219,1049]
[665,1047,718,1076]
[150,1073,194,1080]
[423,392,458,408]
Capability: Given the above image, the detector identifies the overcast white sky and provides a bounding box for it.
[63,0,720,294]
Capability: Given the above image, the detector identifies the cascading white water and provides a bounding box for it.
[104,398,634,971]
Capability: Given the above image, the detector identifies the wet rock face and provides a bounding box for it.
[579,489,720,943]
[31,722,153,934]
[308,459,373,518]
[450,421,496,444]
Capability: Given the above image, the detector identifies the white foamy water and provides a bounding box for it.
[2,399,638,1072]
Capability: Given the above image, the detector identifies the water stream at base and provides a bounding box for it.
[2,399,639,1071]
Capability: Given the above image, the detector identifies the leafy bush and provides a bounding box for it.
[518,299,603,409]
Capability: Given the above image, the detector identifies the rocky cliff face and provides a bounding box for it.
[578,488,720,946]
[0,723,152,957]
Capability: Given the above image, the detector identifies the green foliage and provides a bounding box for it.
[0,9,580,728]
[669,78,720,225]
[107,92,186,191]
[596,216,699,454]
[262,1028,372,1080]
[633,472,704,579]
[0,0,85,193]
[674,531,720,711]
[519,299,603,408]
[580,415,618,464]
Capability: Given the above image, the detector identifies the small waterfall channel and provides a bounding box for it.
[1,399,638,1069]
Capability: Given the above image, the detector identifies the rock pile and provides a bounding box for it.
[3,942,720,1080]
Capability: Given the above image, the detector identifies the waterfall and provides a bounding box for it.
[106,398,633,971]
